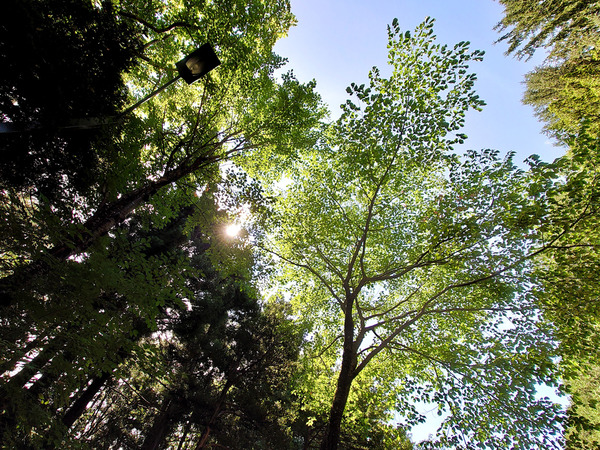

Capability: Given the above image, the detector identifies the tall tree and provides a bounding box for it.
[66,205,303,449]
[266,18,565,449]
[497,1,600,446]
[494,0,600,60]
[0,198,197,446]
[1,1,323,443]
[528,132,600,448]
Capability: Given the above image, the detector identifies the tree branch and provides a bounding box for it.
[258,245,344,307]
[119,11,195,34]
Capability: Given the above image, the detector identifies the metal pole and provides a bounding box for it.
[119,75,181,117]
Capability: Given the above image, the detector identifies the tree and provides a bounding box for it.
[494,0,600,60]
[495,0,600,142]
[0,0,324,309]
[64,201,303,449]
[0,198,196,447]
[528,131,600,448]
[497,1,600,446]
[1,1,323,443]
[265,18,564,449]
[523,54,600,143]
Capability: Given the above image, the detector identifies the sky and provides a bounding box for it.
[274,0,566,166]
[272,0,565,443]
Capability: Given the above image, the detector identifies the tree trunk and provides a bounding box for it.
[62,371,112,429]
[195,379,233,449]
[0,333,47,375]
[5,337,64,390]
[320,347,357,450]
[176,420,192,450]
[0,337,66,436]
[320,296,358,450]
[140,396,180,450]
[49,157,212,262]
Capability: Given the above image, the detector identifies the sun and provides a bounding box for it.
[225,224,241,237]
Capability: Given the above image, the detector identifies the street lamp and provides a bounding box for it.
[0,44,221,133]
[176,43,221,84]
[120,43,221,116]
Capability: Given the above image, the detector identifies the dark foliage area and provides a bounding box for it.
[0,0,142,201]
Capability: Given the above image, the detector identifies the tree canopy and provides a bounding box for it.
[265,17,565,449]
[2,0,598,448]
[497,0,600,447]
[0,0,323,447]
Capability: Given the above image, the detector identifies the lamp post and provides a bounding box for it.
[120,43,220,116]
[0,44,221,133]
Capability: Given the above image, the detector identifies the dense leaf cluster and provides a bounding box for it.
[0,0,142,202]
[497,0,600,447]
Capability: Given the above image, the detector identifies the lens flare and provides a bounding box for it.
[225,224,241,237]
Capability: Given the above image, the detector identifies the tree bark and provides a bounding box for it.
[140,396,181,450]
[61,371,112,429]
[320,348,357,450]
[320,297,358,450]
[195,379,233,449]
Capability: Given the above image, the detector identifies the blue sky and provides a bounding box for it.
[274,0,566,166]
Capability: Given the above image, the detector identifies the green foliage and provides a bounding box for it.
[266,18,564,449]
[496,0,600,143]
[69,227,303,449]
[529,130,600,448]
[497,1,600,447]
[495,0,600,60]
[0,0,323,447]
[0,203,194,446]
[523,45,600,143]
[0,0,323,438]
[113,0,325,185]
[564,363,600,449]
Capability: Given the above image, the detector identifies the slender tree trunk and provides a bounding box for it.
[62,371,112,429]
[5,338,64,390]
[0,333,47,375]
[140,396,180,450]
[26,366,61,399]
[195,380,233,449]
[176,420,192,450]
[59,332,145,430]
[320,297,358,450]
[0,338,65,438]
[26,345,83,402]
[60,333,144,431]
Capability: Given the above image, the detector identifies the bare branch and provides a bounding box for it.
[363,280,426,323]
[316,334,344,359]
